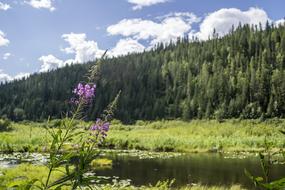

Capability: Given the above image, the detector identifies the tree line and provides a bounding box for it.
[0,23,285,123]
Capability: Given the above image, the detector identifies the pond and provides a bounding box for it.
[100,151,285,189]
[1,151,285,189]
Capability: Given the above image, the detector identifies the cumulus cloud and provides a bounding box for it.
[0,31,9,46]
[25,0,55,11]
[2,53,11,60]
[39,54,64,72]
[61,33,105,63]
[0,2,11,10]
[109,38,145,57]
[275,18,285,26]
[13,72,30,80]
[128,0,169,10]
[0,70,30,83]
[0,70,12,83]
[107,12,200,47]
[196,7,269,40]
[38,33,106,72]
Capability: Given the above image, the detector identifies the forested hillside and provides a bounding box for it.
[0,23,285,123]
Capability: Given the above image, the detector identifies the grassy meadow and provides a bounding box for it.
[0,119,284,153]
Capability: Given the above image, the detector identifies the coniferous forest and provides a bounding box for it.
[0,23,285,123]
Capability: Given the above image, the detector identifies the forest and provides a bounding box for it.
[0,23,285,123]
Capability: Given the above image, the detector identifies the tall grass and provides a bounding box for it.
[106,119,285,152]
[0,119,284,153]
[0,123,48,152]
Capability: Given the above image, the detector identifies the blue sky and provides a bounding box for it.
[0,0,285,81]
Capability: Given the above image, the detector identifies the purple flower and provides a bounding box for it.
[90,118,110,141]
[72,83,96,104]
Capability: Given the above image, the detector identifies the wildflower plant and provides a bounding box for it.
[71,83,96,105]
[10,51,121,189]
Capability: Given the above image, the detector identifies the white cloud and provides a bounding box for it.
[109,38,145,57]
[0,31,9,46]
[107,12,200,47]
[0,70,30,83]
[0,70,12,83]
[275,19,285,26]
[25,0,55,11]
[38,33,106,72]
[0,2,11,10]
[39,54,64,72]
[128,0,169,10]
[13,72,30,80]
[157,12,201,22]
[197,7,269,40]
[2,53,11,60]
[61,33,105,63]
[38,34,145,72]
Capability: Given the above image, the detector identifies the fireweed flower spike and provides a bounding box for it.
[72,83,96,104]
[90,118,110,142]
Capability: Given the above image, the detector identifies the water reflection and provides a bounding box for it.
[97,153,285,189]
[0,152,284,189]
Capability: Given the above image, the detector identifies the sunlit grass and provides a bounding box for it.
[0,119,284,153]
[0,164,65,189]
[106,119,285,152]
[0,123,49,152]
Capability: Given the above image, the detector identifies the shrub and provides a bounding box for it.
[135,120,148,126]
[0,118,11,131]
[48,119,62,128]
[149,121,165,129]
[111,119,122,125]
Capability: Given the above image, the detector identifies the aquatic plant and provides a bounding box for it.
[90,158,112,169]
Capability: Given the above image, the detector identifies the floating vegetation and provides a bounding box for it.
[103,149,183,159]
[91,158,113,169]
[223,152,258,159]
[0,152,49,168]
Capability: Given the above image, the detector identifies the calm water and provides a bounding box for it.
[97,152,285,189]
[1,152,285,189]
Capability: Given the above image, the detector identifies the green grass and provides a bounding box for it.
[0,122,49,153]
[0,164,65,189]
[106,119,285,153]
[0,119,284,153]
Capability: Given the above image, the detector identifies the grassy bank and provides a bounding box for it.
[106,119,285,152]
[0,119,284,153]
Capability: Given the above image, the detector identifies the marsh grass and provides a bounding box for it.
[106,119,285,153]
[0,119,284,153]
[0,123,48,153]
[0,120,88,153]
[0,164,65,189]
